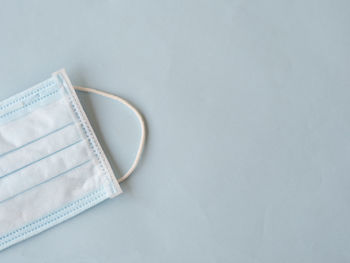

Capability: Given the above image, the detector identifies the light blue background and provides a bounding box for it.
[0,0,349,262]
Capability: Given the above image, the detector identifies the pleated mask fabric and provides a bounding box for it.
[0,69,123,251]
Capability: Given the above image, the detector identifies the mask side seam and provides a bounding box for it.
[66,93,115,193]
[56,72,121,197]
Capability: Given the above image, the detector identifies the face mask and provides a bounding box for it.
[0,69,146,251]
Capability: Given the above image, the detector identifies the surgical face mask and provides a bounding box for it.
[0,69,145,251]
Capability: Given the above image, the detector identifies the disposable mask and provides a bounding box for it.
[0,69,145,251]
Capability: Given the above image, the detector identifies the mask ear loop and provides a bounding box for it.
[74,86,146,183]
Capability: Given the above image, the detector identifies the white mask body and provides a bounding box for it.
[0,70,122,251]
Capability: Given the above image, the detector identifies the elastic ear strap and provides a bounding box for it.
[74,86,146,183]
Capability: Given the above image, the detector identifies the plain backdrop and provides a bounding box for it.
[0,0,349,262]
